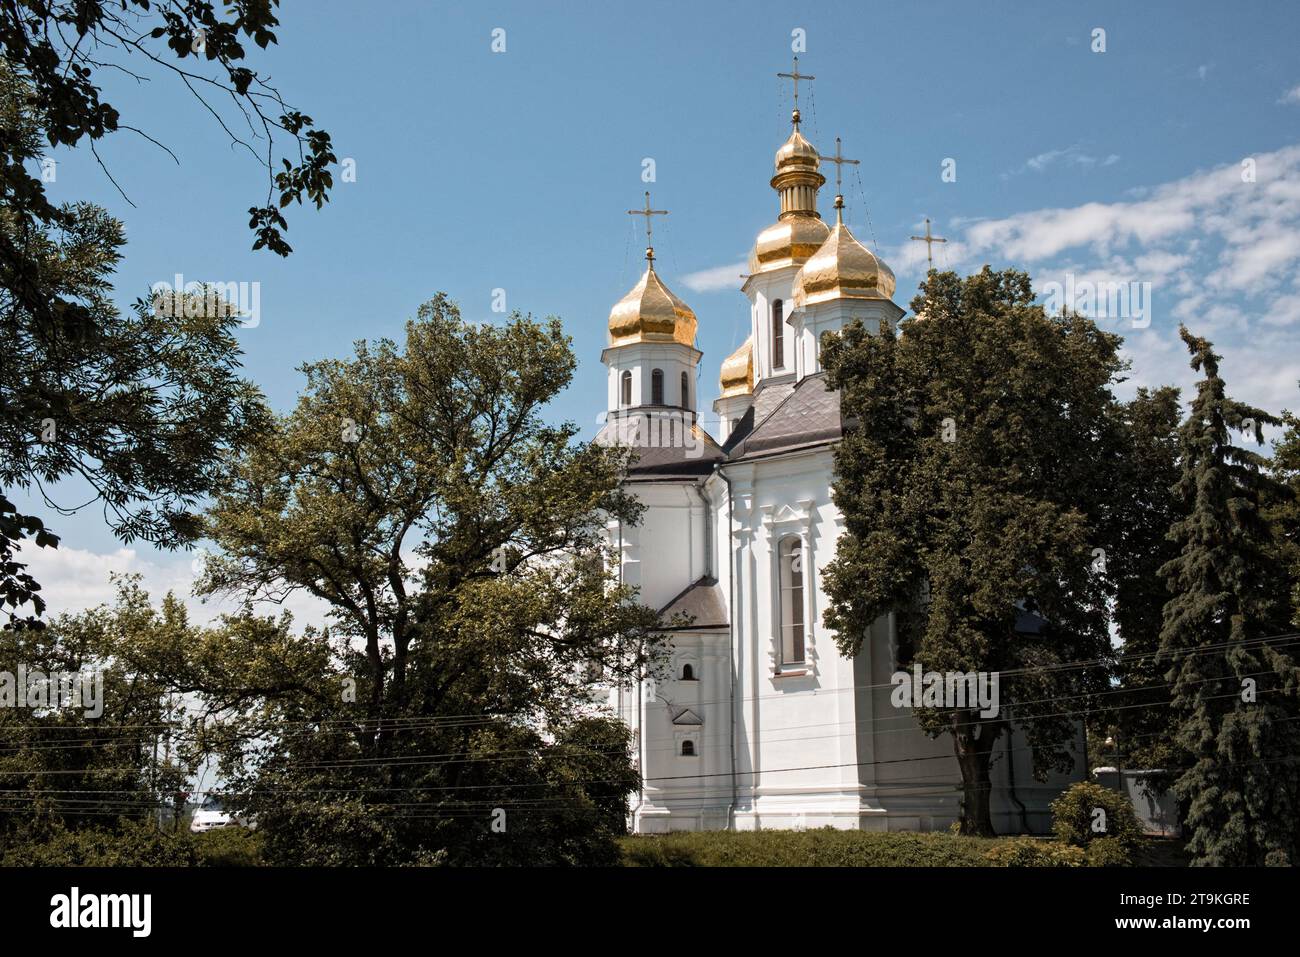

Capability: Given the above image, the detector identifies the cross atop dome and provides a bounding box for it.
[777,56,814,128]
[820,136,860,224]
[627,191,668,264]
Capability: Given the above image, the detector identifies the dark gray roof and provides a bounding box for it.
[720,405,756,454]
[749,374,797,423]
[596,413,726,479]
[725,372,843,462]
[658,576,729,630]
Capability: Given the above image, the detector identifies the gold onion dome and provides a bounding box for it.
[775,114,820,170]
[748,109,830,275]
[719,335,754,398]
[793,196,896,308]
[607,251,698,347]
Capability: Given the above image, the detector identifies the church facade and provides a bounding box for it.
[599,102,1079,834]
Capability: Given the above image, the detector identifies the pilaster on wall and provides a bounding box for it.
[730,483,758,794]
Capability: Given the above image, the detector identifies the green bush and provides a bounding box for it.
[191,827,263,867]
[1084,836,1132,867]
[983,837,1086,867]
[1050,781,1144,852]
[621,828,1018,867]
[1,819,199,867]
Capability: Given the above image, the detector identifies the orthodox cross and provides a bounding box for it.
[628,190,668,262]
[910,217,948,270]
[777,56,814,116]
[820,136,859,192]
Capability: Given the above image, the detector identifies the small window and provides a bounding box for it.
[779,536,805,664]
[620,370,632,406]
[681,663,695,681]
[680,740,696,757]
[681,371,689,407]
[651,368,664,404]
[771,299,785,370]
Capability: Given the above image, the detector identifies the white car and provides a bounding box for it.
[189,796,236,833]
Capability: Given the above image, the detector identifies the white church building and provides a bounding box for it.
[599,96,1080,834]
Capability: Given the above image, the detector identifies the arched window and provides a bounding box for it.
[681,371,689,408]
[771,299,785,370]
[681,663,695,681]
[681,740,696,757]
[651,368,664,405]
[779,536,805,664]
[620,370,632,406]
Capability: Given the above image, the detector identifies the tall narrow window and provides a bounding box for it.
[620,370,632,406]
[681,371,689,408]
[771,299,785,370]
[779,536,805,664]
[651,368,664,404]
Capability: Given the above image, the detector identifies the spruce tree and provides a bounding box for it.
[1158,327,1300,865]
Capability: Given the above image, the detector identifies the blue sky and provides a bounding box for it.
[20,0,1300,618]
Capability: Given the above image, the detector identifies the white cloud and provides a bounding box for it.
[1001,145,1120,179]
[681,260,747,293]
[929,143,1300,413]
[17,543,330,629]
[668,145,1300,416]
[1278,84,1300,105]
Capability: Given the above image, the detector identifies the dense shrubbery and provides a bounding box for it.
[621,828,1015,867]
[983,837,1086,867]
[191,827,264,867]
[622,826,1152,868]
[1050,781,1145,852]
[1,819,199,867]
[0,820,268,867]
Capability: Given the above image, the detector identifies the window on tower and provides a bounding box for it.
[771,299,785,370]
[779,536,805,664]
[681,371,689,407]
[621,370,632,406]
[680,740,696,757]
[651,368,664,405]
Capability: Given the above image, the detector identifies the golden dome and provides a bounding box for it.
[775,115,820,171]
[748,110,828,276]
[792,198,896,308]
[719,336,754,398]
[749,216,831,274]
[608,253,698,347]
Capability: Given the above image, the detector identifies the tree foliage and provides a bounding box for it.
[0,578,194,841]
[109,296,670,865]
[0,64,268,627]
[1157,327,1300,866]
[1,0,334,280]
[1094,386,1185,776]
[821,267,1125,835]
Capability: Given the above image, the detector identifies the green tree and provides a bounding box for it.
[157,295,669,864]
[0,576,195,841]
[1,0,334,288]
[1267,409,1300,628]
[821,267,1124,835]
[1094,387,1185,778]
[1,64,268,627]
[1157,327,1300,866]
